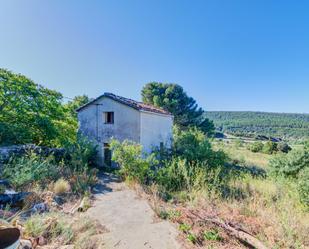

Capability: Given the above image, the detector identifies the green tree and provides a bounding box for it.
[262,141,278,154]
[249,141,264,153]
[141,82,214,135]
[65,95,91,117]
[0,68,76,146]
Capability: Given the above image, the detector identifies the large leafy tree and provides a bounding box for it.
[0,68,76,146]
[141,82,214,135]
[65,95,91,117]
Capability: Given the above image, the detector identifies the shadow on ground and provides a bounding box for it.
[91,172,120,194]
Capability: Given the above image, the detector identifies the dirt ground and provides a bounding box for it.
[87,173,181,249]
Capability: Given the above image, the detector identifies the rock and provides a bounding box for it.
[53,195,64,205]
[38,236,47,246]
[32,203,48,213]
[19,239,32,249]
[0,192,31,208]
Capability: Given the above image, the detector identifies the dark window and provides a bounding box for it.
[104,112,114,124]
[103,143,112,167]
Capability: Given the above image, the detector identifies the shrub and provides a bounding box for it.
[298,168,309,206]
[2,152,60,189]
[53,178,71,195]
[262,141,278,154]
[110,139,157,183]
[24,212,74,243]
[269,149,309,178]
[277,142,292,153]
[173,127,227,164]
[203,229,221,241]
[3,137,98,193]
[249,141,264,153]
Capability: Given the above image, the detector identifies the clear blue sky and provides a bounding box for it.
[1,0,308,113]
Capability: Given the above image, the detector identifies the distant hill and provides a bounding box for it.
[205,111,309,140]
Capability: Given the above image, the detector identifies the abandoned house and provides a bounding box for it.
[76,92,173,167]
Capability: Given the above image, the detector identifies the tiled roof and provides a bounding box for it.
[76,92,172,116]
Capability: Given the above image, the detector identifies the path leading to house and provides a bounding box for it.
[87,173,181,249]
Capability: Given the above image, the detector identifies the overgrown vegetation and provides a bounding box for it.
[111,132,309,248]
[2,136,98,194]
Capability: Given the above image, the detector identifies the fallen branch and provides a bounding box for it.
[189,210,269,249]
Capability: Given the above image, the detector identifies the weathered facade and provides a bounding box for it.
[77,93,173,166]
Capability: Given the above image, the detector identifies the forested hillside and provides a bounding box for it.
[205,111,309,140]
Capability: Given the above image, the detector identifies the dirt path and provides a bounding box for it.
[87,173,181,249]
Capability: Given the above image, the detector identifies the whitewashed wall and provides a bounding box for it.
[140,111,173,153]
[78,97,141,164]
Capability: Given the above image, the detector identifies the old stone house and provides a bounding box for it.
[76,93,173,167]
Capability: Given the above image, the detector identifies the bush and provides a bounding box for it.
[53,178,71,195]
[277,142,292,153]
[156,158,231,194]
[155,128,229,195]
[262,141,278,154]
[3,152,60,189]
[2,137,98,193]
[110,139,157,183]
[248,141,264,153]
[269,149,309,178]
[173,126,227,164]
[298,168,309,206]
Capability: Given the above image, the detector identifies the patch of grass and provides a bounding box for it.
[203,229,221,241]
[24,212,74,243]
[179,223,191,233]
[187,233,197,244]
[53,178,71,195]
[23,212,104,247]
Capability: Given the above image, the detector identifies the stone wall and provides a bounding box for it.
[0,144,65,172]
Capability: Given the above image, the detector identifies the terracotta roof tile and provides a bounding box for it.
[76,92,172,116]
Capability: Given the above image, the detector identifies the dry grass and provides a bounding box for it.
[213,140,271,168]
[146,141,309,248]
[23,212,106,248]
[53,178,71,195]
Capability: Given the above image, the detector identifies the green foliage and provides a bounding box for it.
[24,212,74,243]
[298,168,309,206]
[2,138,98,193]
[110,139,157,183]
[156,128,229,194]
[3,153,60,189]
[205,111,309,140]
[0,68,91,147]
[269,149,309,178]
[178,223,191,233]
[0,68,76,146]
[249,141,264,153]
[203,229,221,241]
[262,141,278,154]
[141,82,214,135]
[187,233,197,243]
[269,148,309,206]
[277,142,292,153]
[173,126,226,164]
[65,95,91,117]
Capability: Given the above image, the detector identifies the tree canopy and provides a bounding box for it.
[141,82,214,135]
[0,68,88,147]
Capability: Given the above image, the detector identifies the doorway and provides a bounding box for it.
[103,143,112,167]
